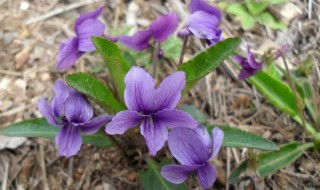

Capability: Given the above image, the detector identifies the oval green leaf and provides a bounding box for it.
[92,37,130,101]
[178,38,241,92]
[65,72,126,114]
[140,159,188,190]
[207,125,279,150]
[248,71,300,117]
[229,142,313,184]
[1,118,113,147]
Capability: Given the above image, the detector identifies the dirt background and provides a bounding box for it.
[1,0,320,189]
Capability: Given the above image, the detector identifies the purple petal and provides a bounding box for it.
[177,28,192,38]
[55,125,82,158]
[104,34,119,42]
[161,164,202,184]
[140,117,168,156]
[74,5,104,30]
[150,13,179,42]
[194,125,211,149]
[79,115,113,135]
[246,46,263,69]
[189,0,221,19]
[232,54,246,65]
[206,29,223,46]
[274,44,289,59]
[168,128,209,165]
[105,111,144,134]
[238,69,257,80]
[51,80,69,118]
[196,163,217,189]
[154,109,198,129]
[118,30,153,51]
[209,127,224,159]
[187,11,220,40]
[56,37,84,69]
[75,19,105,52]
[64,89,93,124]
[124,66,156,112]
[155,71,185,110]
[38,98,62,126]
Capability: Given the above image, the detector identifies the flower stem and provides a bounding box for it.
[280,51,316,136]
[152,41,160,78]
[178,36,189,67]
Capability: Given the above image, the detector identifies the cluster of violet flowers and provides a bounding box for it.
[38,0,265,189]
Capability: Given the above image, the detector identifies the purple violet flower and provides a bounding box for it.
[161,126,224,189]
[232,45,263,80]
[38,80,112,157]
[105,66,198,155]
[274,44,289,59]
[178,0,223,46]
[106,13,178,51]
[57,5,105,69]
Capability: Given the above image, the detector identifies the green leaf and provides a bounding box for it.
[181,105,206,123]
[92,37,130,101]
[257,12,286,30]
[162,36,183,60]
[229,142,313,183]
[225,3,256,30]
[248,71,300,117]
[245,0,269,15]
[207,125,279,150]
[140,159,188,190]
[178,38,241,92]
[65,72,126,114]
[228,160,248,184]
[1,118,113,147]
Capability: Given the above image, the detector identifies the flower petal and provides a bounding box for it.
[76,19,105,52]
[189,0,221,19]
[161,164,202,184]
[64,89,93,123]
[56,37,84,69]
[79,115,113,135]
[104,34,119,42]
[51,80,69,118]
[105,111,144,134]
[238,68,258,80]
[194,125,211,149]
[187,11,220,40]
[74,5,104,30]
[150,13,179,42]
[38,98,62,126]
[154,109,198,129]
[246,45,263,69]
[196,163,217,189]
[232,54,246,65]
[168,128,209,165]
[155,71,185,110]
[140,117,168,156]
[177,28,192,38]
[118,30,153,51]
[209,127,224,159]
[124,66,156,112]
[55,125,82,158]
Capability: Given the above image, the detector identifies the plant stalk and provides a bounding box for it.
[280,51,316,136]
[178,36,189,67]
[152,41,160,78]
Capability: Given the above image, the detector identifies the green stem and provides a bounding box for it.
[152,41,160,78]
[280,52,316,136]
[178,36,189,67]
